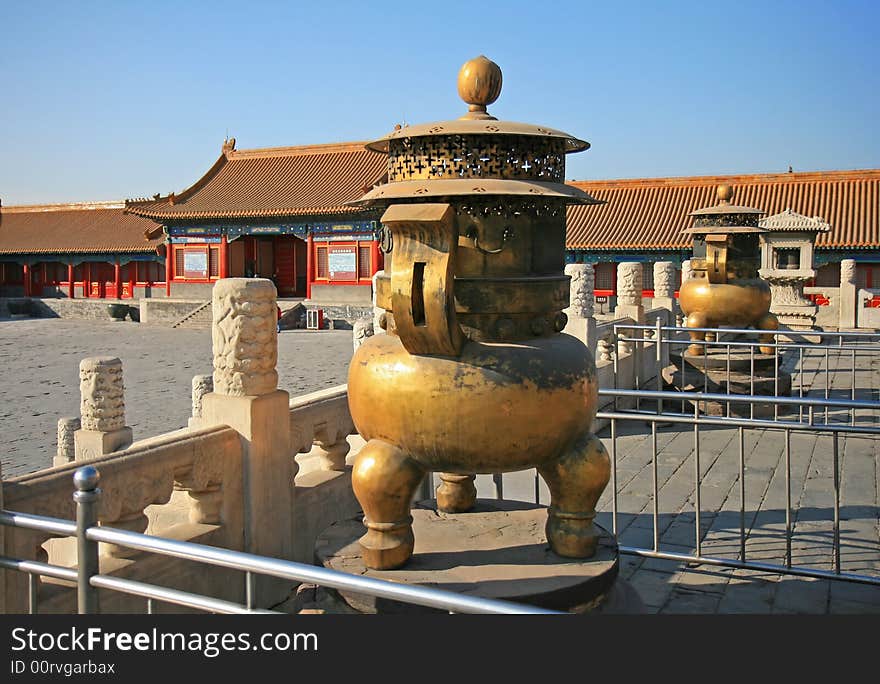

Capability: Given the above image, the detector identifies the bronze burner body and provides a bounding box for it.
[679,185,778,355]
[346,56,611,570]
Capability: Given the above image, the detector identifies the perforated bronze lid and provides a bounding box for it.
[682,185,766,234]
[351,56,599,207]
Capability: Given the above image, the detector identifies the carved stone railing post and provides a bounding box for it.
[839,259,857,329]
[615,263,644,356]
[372,270,386,335]
[353,318,374,352]
[187,374,213,429]
[681,259,694,284]
[616,328,633,357]
[615,262,645,323]
[652,261,677,314]
[200,278,292,605]
[563,263,598,356]
[74,357,132,460]
[54,417,80,467]
[597,337,614,363]
[180,374,221,517]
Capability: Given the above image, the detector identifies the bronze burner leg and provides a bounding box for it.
[686,312,708,356]
[757,313,779,355]
[436,473,477,513]
[352,439,426,570]
[538,432,611,558]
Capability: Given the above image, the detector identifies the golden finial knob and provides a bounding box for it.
[457,55,502,120]
[716,185,733,203]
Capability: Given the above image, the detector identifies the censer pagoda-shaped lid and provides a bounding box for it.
[682,185,767,235]
[349,55,601,207]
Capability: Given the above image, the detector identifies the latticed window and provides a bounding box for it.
[316,246,328,279]
[73,264,85,282]
[595,263,615,291]
[175,249,186,278]
[358,245,371,279]
[209,248,220,277]
[642,265,653,292]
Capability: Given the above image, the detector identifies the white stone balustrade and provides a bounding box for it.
[74,357,133,460]
[1,425,243,612]
[54,417,79,467]
[563,263,598,356]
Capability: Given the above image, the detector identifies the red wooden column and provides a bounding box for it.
[370,238,381,277]
[22,263,30,297]
[68,263,75,299]
[114,261,121,300]
[219,234,229,278]
[165,244,172,297]
[306,232,314,299]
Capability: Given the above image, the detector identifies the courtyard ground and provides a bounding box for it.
[0,318,353,476]
[1,317,878,613]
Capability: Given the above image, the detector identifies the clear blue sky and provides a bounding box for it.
[2,0,878,204]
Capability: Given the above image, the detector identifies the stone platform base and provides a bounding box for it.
[665,349,791,417]
[315,499,639,614]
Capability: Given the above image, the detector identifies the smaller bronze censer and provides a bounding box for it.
[679,185,778,355]
[346,56,610,570]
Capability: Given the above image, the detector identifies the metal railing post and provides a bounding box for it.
[74,466,101,615]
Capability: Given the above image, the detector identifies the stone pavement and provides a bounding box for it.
[2,319,878,614]
[0,318,354,477]
[483,342,880,613]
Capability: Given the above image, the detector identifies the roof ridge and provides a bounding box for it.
[1,200,126,213]
[227,141,371,159]
[567,168,880,189]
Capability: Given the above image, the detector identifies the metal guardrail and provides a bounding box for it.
[0,466,559,615]
[595,324,880,586]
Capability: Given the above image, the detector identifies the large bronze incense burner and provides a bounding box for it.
[679,185,778,355]
[346,56,610,570]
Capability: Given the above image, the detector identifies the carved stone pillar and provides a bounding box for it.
[53,417,80,467]
[372,270,387,334]
[614,262,645,325]
[652,261,676,313]
[563,263,597,355]
[681,259,693,283]
[74,357,132,460]
[353,317,375,352]
[187,374,213,429]
[839,259,857,329]
[597,337,614,363]
[200,278,292,605]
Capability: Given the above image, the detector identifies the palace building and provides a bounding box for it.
[1,138,878,314]
[124,139,387,305]
[0,201,164,299]
[566,169,880,305]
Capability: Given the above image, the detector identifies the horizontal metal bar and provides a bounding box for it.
[599,388,880,411]
[90,575,276,615]
[619,547,880,586]
[86,526,558,614]
[613,324,880,339]
[0,555,78,582]
[615,335,877,352]
[0,510,77,537]
[598,409,880,435]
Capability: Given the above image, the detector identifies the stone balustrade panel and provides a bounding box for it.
[1,425,243,612]
[289,385,356,474]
